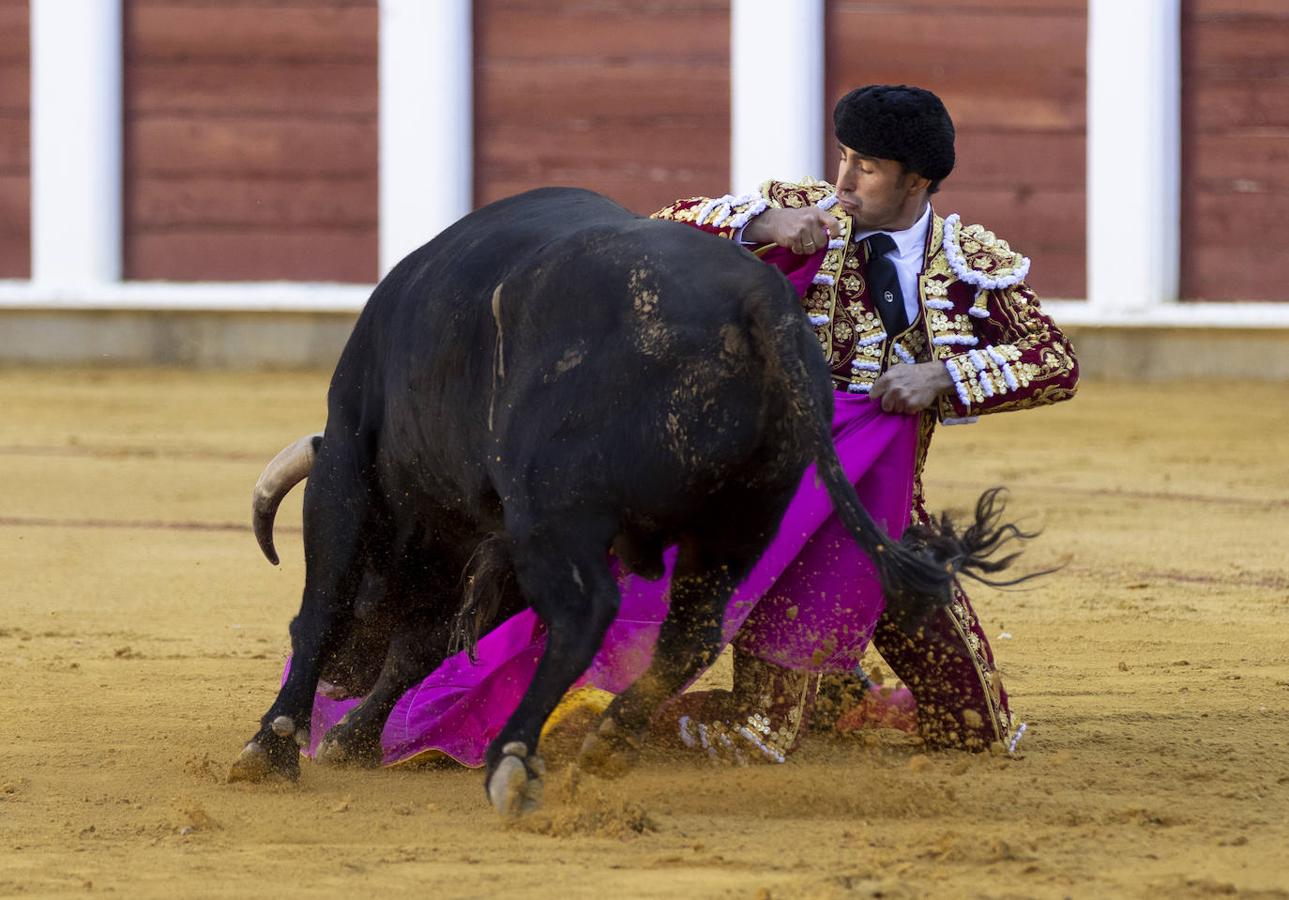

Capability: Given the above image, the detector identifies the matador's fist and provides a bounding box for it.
[871,361,953,414]
[742,207,838,256]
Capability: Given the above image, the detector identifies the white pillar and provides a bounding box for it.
[379,0,473,277]
[30,0,123,286]
[1087,0,1180,311]
[731,0,825,194]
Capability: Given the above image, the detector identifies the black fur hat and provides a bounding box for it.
[833,85,955,183]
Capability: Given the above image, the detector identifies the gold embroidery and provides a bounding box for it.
[946,221,1028,285]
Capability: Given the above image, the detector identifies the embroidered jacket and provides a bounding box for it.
[651,178,1079,423]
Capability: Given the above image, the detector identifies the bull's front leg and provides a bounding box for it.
[483,515,621,816]
[229,464,374,783]
[316,609,450,768]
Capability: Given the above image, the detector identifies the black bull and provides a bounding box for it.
[229,187,1025,814]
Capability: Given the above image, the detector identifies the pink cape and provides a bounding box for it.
[298,393,918,766]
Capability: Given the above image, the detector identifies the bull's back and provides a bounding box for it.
[484,216,822,520]
[329,186,824,523]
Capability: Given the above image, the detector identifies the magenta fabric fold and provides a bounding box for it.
[297,393,918,767]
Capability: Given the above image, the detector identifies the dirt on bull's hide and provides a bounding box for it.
[1,369,1288,898]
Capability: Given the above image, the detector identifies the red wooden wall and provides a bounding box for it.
[826,0,1088,299]
[122,0,378,282]
[473,0,730,216]
[1181,0,1289,301]
[0,0,29,279]
[1,1,1285,302]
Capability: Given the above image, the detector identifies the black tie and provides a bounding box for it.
[863,233,909,336]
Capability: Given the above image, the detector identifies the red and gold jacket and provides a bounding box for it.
[652,177,1079,426]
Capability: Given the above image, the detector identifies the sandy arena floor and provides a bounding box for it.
[1,369,1287,898]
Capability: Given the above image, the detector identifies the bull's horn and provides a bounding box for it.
[252,433,322,565]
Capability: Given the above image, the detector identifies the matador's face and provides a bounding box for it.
[833,143,929,232]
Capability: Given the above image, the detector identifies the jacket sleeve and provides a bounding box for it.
[650,191,776,240]
[938,282,1080,420]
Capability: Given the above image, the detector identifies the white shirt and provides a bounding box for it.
[852,202,932,328]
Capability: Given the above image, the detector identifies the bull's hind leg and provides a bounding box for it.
[316,604,451,768]
[578,497,788,778]
[229,452,379,783]
[483,516,620,816]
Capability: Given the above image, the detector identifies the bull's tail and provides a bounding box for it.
[449,533,513,662]
[744,291,1037,622]
[251,433,322,565]
[903,487,1052,590]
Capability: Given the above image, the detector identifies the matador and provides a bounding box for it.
[642,83,1080,759]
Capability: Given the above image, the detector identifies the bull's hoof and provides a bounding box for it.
[486,742,545,817]
[316,728,382,769]
[576,716,641,779]
[227,731,301,784]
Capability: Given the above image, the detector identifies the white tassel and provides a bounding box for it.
[941,212,1030,290]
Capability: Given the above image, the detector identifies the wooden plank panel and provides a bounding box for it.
[128,61,376,116]
[1189,0,1289,19]
[1181,0,1289,300]
[0,115,28,171]
[123,0,377,281]
[0,0,27,278]
[0,3,27,61]
[476,61,729,120]
[1182,243,1289,301]
[951,130,1085,189]
[0,60,29,113]
[125,3,377,62]
[1185,132,1289,191]
[476,171,730,218]
[0,239,28,278]
[1182,16,1289,76]
[475,6,730,61]
[126,116,376,176]
[128,175,376,229]
[474,0,730,211]
[478,118,729,173]
[937,186,1085,247]
[0,171,29,278]
[1182,188,1289,246]
[482,0,726,11]
[827,8,1086,77]
[126,231,377,283]
[825,12,1085,134]
[1190,82,1289,130]
[832,0,1085,11]
[131,0,375,6]
[0,172,30,234]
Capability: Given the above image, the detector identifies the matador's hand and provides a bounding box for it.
[741,207,838,256]
[870,361,952,414]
